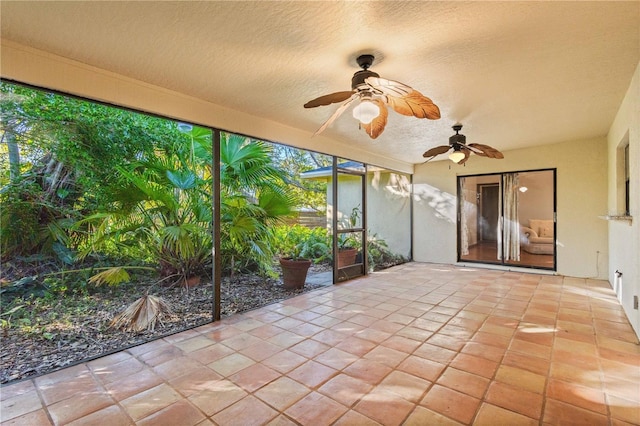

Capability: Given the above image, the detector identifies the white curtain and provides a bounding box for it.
[459,178,469,255]
[501,173,520,261]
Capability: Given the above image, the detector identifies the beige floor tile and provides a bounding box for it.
[228,362,280,392]
[104,368,164,401]
[354,327,392,343]
[262,349,308,373]
[136,399,204,426]
[395,326,434,342]
[354,389,415,426]
[485,381,543,419]
[238,339,283,362]
[543,399,610,425]
[186,342,235,364]
[546,378,607,415]
[0,380,36,402]
[397,355,445,382]
[471,330,512,349]
[314,347,359,370]
[287,360,338,388]
[286,392,348,425]
[474,402,538,426]
[363,345,408,368]
[377,370,431,403]
[212,395,278,426]
[502,350,550,376]
[461,341,506,362]
[92,356,146,385]
[173,335,215,353]
[509,338,552,359]
[450,352,499,379]
[289,338,331,358]
[413,342,457,364]
[420,384,481,424]
[153,356,205,381]
[343,358,393,385]
[1,408,52,426]
[187,380,247,416]
[48,389,114,425]
[254,376,310,411]
[38,373,101,406]
[120,383,181,421]
[207,353,255,377]
[403,405,463,426]
[335,336,377,356]
[428,333,467,351]
[69,404,139,426]
[608,394,640,424]
[318,373,373,407]
[436,367,489,399]
[0,390,42,422]
[380,335,422,353]
[333,409,382,425]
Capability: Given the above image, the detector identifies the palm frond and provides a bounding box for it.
[110,294,173,332]
[88,267,131,286]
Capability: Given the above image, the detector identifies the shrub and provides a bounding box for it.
[272,225,331,263]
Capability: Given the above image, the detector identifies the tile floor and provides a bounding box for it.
[1,263,639,425]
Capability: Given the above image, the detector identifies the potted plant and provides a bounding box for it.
[337,206,361,268]
[337,234,359,268]
[279,241,312,290]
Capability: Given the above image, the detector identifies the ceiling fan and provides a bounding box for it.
[304,54,440,139]
[423,124,504,164]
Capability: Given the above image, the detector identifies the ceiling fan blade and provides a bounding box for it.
[313,93,359,136]
[366,77,440,120]
[422,145,451,158]
[365,77,413,97]
[468,143,504,159]
[386,91,441,119]
[304,91,355,108]
[459,147,472,165]
[361,98,388,139]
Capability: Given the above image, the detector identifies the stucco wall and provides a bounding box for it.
[413,136,609,280]
[607,61,639,336]
[325,171,412,258]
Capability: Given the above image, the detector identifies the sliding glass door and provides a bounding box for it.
[458,169,556,270]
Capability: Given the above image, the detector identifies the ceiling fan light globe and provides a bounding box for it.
[352,100,380,124]
[449,151,466,163]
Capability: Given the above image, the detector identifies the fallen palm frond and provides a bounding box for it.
[110,294,173,332]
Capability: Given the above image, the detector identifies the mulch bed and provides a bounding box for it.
[0,265,331,385]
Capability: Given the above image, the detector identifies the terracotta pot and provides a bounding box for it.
[337,248,358,268]
[279,258,311,289]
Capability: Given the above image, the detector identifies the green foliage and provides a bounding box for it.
[272,225,331,262]
[219,133,297,275]
[270,144,330,214]
[78,129,214,283]
[1,83,306,290]
[367,233,408,271]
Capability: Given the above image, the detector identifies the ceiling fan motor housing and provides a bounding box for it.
[352,69,380,89]
[449,133,466,146]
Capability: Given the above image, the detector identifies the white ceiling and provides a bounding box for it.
[1,1,639,165]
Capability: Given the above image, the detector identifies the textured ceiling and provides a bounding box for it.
[1,1,639,165]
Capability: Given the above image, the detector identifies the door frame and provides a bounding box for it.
[332,158,368,283]
[457,168,557,271]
